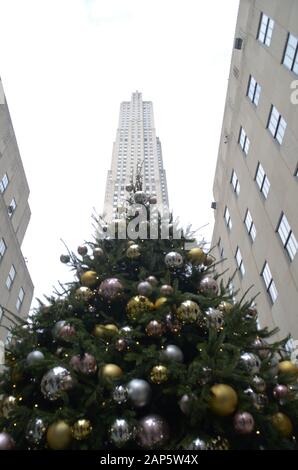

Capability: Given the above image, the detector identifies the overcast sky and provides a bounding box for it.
[0,0,239,307]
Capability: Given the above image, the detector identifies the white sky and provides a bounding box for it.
[0,0,239,307]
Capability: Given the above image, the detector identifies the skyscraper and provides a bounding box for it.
[0,77,34,344]
[103,91,169,221]
[211,0,298,343]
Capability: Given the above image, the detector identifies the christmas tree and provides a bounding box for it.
[1,180,298,451]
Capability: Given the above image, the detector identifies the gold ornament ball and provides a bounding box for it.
[93,324,106,338]
[80,271,99,288]
[271,412,293,438]
[72,419,93,440]
[154,297,168,309]
[209,384,238,416]
[219,301,234,314]
[75,286,93,301]
[150,365,169,384]
[104,324,119,337]
[100,363,123,380]
[47,421,72,450]
[176,300,201,323]
[126,295,154,321]
[126,244,141,259]
[278,360,298,377]
[187,247,206,265]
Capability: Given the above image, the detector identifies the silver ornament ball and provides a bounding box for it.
[127,379,151,408]
[185,437,207,450]
[112,385,128,404]
[137,281,153,296]
[137,414,169,449]
[239,352,261,375]
[165,251,183,268]
[199,277,219,296]
[0,432,15,450]
[110,418,133,446]
[26,350,45,366]
[41,366,75,401]
[26,417,47,445]
[161,344,184,363]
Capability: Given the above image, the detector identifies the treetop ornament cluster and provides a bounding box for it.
[0,180,298,450]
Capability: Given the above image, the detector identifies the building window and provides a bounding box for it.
[0,173,9,193]
[6,265,16,290]
[0,305,3,322]
[8,198,17,217]
[16,287,25,311]
[218,237,224,259]
[268,105,287,144]
[239,127,250,155]
[244,209,257,242]
[231,170,240,195]
[255,162,270,198]
[277,213,298,261]
[224,206,232,230]
[283,33,298,75]
[235,247,245,276]
[261,262,278,303]
[247,75,261,106]
[0,238,7,262]
[257,12,274,46]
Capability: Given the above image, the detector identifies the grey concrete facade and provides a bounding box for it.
[0,77,34,344]
[211,0,298,342]
[103,91,169,220]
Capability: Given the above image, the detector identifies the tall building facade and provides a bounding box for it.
[103,91,169,220]
[211,0,298,342]
[0,77,34,344]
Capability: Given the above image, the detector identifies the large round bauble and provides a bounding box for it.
[165,251,183,268]
[52,320,66,338]
[149,195,157,204]
[115,338,127,352]
[0,432,15,450]
[160,284,173,296]
[26,417,47,445]
[205,308,224,329]
[146,320,164,337]
[93,247,104,259]
[177,300,201,323]
[161,344,184,363]
[126,244,141,259]
[100,364,123,381]
[218,301,233,314]
[58,324,76,341]
[134,191,147,204]
[127,379,151,408]
[126,295,154,321]
[72,419,92,440]
[137,415,169,449]
[199,277,219,296]
[278,360,298,377]
[185,437,207,450]
[26,350,45,366]
[271,412,293,437]
[112,385,128,404]
[93,324,106,338]
[47,421,72,450]
[80,271,99,288]
[110,418,133,446]
[2,395,17,418]
[126,183,134,192]
[209,384,238,416]
[146,275,158,287]
[239,352,261,375]
[104,324,119,337]
[70,353,97,375]
[178,394,197,415]
[120,326,133,337]
[150,365,169,384]
[75,286,93,301]
[204,255,214,267]
[98,278,124,301]
[41,367,75,401]
[137,281,153,296]
[233,412,255,434]
[273,384,288,400]
[187,247,206,265]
